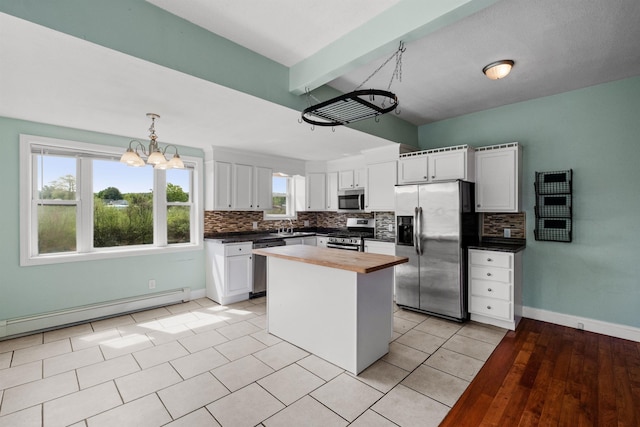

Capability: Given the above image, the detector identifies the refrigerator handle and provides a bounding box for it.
[418,206,424,255]
[413,207,420,255]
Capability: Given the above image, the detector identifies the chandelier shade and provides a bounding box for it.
[119,113,184,169]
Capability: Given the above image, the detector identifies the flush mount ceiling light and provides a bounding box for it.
[120,113,184,169]
[482,60,515,80]
[300,42,405,128]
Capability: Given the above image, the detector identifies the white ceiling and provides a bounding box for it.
[2,0,640,161]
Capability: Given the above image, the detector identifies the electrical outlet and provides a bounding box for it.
[577,322,584,331]
[252,222,258,230]
[304,220,310,227]
[388,224,393,232]
[148,279,156,289]
[503,228,511,238]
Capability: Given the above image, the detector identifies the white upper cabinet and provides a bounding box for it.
[254,166,273,210]
[398,156,428,184]
[398,145,474,184]
[475,143,521,212]
[354,168,367,189]
[306,172,326,211]
[214,161,273,211]
[213,161,233,209]
[338,170,354,190]
[326,172,339,211]
[366,161,397,211]
[233,163,254,209]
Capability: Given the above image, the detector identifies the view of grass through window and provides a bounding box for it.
[36,155,191,254]
[265,175,288,216]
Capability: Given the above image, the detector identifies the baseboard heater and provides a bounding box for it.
[0,288,191,340]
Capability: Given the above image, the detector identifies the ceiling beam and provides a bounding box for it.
[289,0,501,95]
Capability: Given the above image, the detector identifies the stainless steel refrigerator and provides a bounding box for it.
[395,180,477,321]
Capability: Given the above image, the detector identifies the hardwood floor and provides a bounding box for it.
[440,318,640,427]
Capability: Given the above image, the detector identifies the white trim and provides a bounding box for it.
[523,306,640,342]
[19,134,204,266]
[190,288,206,300]
[0,288,191,339]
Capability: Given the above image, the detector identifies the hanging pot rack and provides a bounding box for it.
[301,89,398,127]
[300,41,405,128]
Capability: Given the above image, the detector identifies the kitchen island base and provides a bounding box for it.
[266,256,394,375]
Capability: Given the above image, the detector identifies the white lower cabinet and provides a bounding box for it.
[284,236,316,246]
[468,249,522,330]
[205,241,253,305]
[317,236,328,247]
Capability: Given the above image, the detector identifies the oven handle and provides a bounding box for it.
[326,243,361,251]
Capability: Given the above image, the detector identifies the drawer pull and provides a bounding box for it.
[486,273,492,277]
[487,305,492,310]
[487,258,493,262]
[487,288,492,292]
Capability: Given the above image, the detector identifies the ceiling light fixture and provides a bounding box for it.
[120,113,184,169]
[482,60,514,80]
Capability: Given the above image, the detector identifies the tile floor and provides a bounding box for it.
[0,298,507,427]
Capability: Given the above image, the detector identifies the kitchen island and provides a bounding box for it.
[252,245,408,374]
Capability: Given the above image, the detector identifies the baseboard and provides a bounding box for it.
[191,288,206,300]
[523,306,640,342]
[0,288,191,340]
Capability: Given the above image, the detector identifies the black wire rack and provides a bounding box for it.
[301,89,398,127]
[534,169,573,242]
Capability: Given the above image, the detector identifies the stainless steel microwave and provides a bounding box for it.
[338,189,365,211]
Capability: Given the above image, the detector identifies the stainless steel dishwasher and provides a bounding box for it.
[251,239,285,298]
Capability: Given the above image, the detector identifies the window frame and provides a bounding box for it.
[263,174,297,221]
[20,134,203,266]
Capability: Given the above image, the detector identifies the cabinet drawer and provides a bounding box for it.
[470,296,512,320]
[225,243,253,256]
[471,266,512,283]
[470,251,511,268]
[470,279,511,301]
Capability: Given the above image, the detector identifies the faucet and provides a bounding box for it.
[287,218,294,234]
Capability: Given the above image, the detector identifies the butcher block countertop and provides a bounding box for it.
[253,245,408,274]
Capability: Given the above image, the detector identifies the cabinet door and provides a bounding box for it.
[317,237,328,247]
[213,161,232,209]
[254,166,273,210]
[226,254,252,296]
[306,173,326,211]
[428,151,466,181]
[338,170,354,190]
[284,237,303,245]
[233,163,253,209]
[364,241,395,255]
[366,161,397,211]
[326,172,338,211]
[476,149,517,212]
[302,236,317,246]
[398,156,428,184]
[354,168,367,189]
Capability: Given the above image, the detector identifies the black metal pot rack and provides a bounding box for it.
[301,89,398,127]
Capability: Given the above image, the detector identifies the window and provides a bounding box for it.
[20,134,202,265]
[264,174,296,220]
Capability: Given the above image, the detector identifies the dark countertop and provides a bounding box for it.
[205,228,338,244]
[468,238,526,253]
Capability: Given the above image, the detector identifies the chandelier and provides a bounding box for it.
[119,113,184,169]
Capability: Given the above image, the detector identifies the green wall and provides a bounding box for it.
[0,117,205,320]
[419,76,640,328]
[0,0,417,146]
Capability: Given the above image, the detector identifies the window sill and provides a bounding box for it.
[20,242,203,267]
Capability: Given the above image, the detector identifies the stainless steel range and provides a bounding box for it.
[326,218,375,252]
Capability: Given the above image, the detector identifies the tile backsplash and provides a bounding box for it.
[204,210,526,240]
[481,212,526,239]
